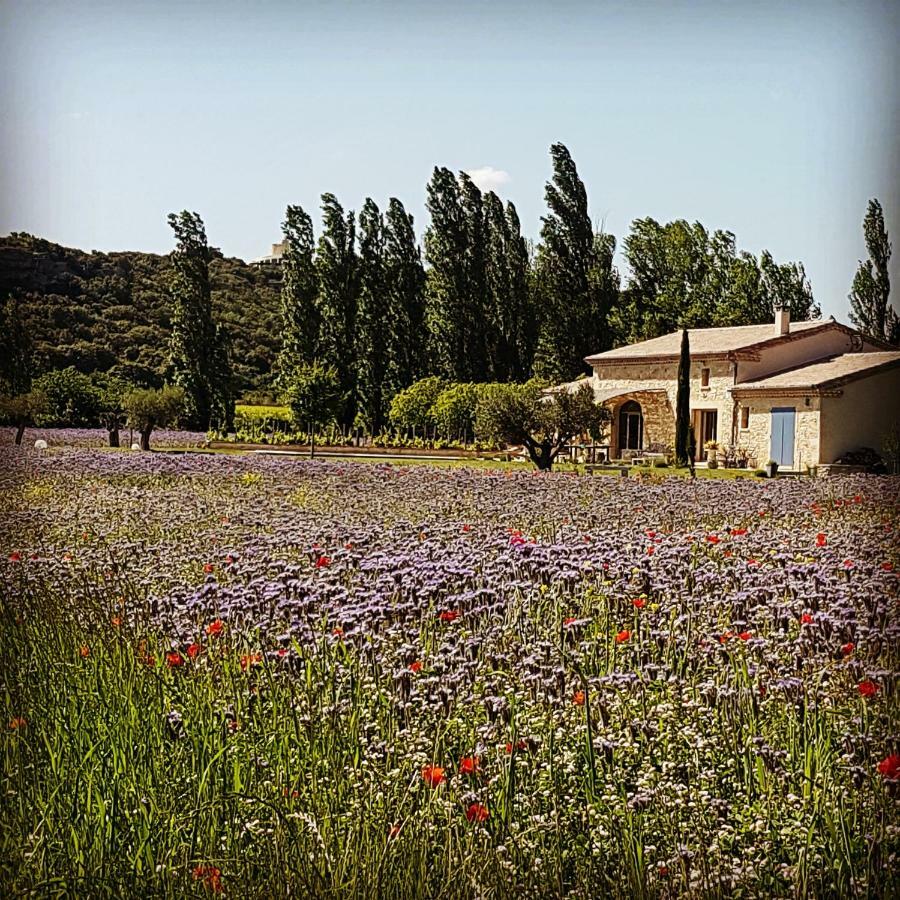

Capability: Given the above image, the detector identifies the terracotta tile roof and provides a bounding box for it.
[733,351,900,392]
[585,319,830,363]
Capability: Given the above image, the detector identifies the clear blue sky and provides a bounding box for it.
[2,0,897,320]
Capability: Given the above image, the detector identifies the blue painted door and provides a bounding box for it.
[770,408,795,467]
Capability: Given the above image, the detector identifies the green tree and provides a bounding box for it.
[675,329,691,466]
[384,198,426,389]
[476,380,608,471]
[432,382,481,443]
[92,372,130,447]
[167,212,233,430]
[505,203,536,380]
[316,194,358,428]
[283,361,342,457]
[388,376,445,434]
[356,199,390,433]
[849,199,896,344]
[534,143,615,382]
[33,367,100,427]
[0,390,48,445]
[122,385,185,451]
[424,168,471,381]
[277,205,319,384]
[0,294,34,395]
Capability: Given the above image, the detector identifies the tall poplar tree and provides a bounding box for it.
[849,199,897,345]
[277,205,319,386]
[534,143,614,382]
[425,168,470,381]
[458,172,489,381]
[0,294,34,394]
[316,193,358,427]
[505,201,536,381]
[356,199,391,432]
[167,211,232,430]
[675,328,691,466]
[384,198,426,388]
[484,191,512,380]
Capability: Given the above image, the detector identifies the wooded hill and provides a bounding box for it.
[0,232,281,394]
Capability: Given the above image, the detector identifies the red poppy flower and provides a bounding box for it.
[583,535,591,543]
[409,660,423,673]
[731,528,747,536]
[225,554,235,565]
[187,643,202,659]
[706,534,720,544]
[632,598,646,609]
[111,615,122,628]
[344,542,354,550]
[166,651,184,668]
[220,516,229,524]
[877,754,900,780]
[510,534,526,546]
[815,533,827,548]
[747,558,759,567]
[723,549,733,558]
[206,620,224,637]
[388,823,402,839]
[505,740,527,754]
[8,717,26,729]
[466,802,489,822]
[141,654,156,667]
[841,642,855,656]
[240,653,262,671]
[738,631,752,641]
[277,648,288,657]
[858,680,880,698]
[203,563,214,574]
[462,524,471,533]
[615,629,631,643]
[572,690,585,706]
[801,613,813,624]
[882,562,894,571]
[645,530,656,538]
[421,765,445,787]
[719,631,734,644]
[459,756,480,776]
[842,559,854,569]
[192,865,223,893]
[8,551,21,562]
[283,788,299,799]
[331,627,344,637]
[439,610,460,623]
[80,645,90,658]
[658,866,669,877]
[315,555,331,568]
[563,616,578,627]
[646,545,655,556]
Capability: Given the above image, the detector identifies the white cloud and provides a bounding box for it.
[464,166,511,193]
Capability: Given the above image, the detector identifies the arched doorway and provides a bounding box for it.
[618,400,643,454]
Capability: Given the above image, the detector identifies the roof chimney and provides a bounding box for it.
[775,304,790,337]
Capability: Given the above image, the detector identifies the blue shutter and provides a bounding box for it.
[770,408,795,467]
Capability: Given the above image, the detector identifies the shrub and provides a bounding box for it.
[33,367,101,427]
[388,377,445,432]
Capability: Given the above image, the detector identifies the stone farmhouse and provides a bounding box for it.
[581,308,900,470]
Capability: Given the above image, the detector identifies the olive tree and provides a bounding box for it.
[0,390,48,445]
[476,380,608,471]
[122,385,185,450]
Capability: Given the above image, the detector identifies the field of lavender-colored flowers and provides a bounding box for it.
[2,445,898,898]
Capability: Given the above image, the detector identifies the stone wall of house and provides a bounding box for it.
[738,398,821,469]
[592,359,736,452]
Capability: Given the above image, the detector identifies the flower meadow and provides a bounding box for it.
[2,446,898,898]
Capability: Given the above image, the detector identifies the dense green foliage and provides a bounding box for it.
[283,362,342,435]
[0,232,280,393]
[32,367,100,427]
[849,199,897,345]
[2,143,833,412]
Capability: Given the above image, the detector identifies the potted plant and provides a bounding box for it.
[736,446,749,469]
[704,440,719,469]
[764,458,779,478]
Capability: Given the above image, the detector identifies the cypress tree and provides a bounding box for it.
[675,328,691,467]
[316,193,358,428]
[277,205,319,387]
[356,198,390,432]
[167,211,232,430]
[384,198,426,389]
